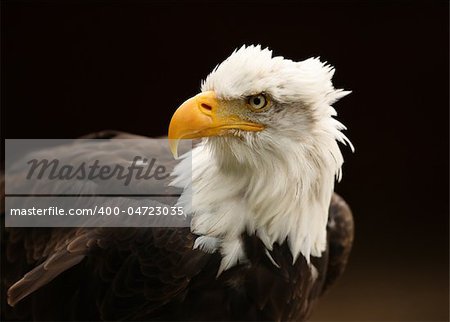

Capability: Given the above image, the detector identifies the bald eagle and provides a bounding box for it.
[2,45,354,321]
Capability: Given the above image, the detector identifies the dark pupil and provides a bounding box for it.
[253,97,261,106]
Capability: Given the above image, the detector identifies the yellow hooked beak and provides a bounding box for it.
[168,91,264,158]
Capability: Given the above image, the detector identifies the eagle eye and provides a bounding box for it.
[248,94,268,110]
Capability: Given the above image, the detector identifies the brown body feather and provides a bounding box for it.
[1,131,353,321]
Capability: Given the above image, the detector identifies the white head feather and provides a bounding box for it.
[171,45,353,273]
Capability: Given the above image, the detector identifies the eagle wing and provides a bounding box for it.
[2,131,212,320]
[322,193,354,295]
[3,227,212,320]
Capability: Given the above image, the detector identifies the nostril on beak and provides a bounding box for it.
[200,103,213,112]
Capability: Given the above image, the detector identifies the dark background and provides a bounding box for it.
[2,0,448,320]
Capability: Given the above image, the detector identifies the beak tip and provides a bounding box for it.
[169,138,179,159]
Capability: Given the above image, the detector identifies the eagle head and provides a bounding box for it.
[169,45,352,273]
